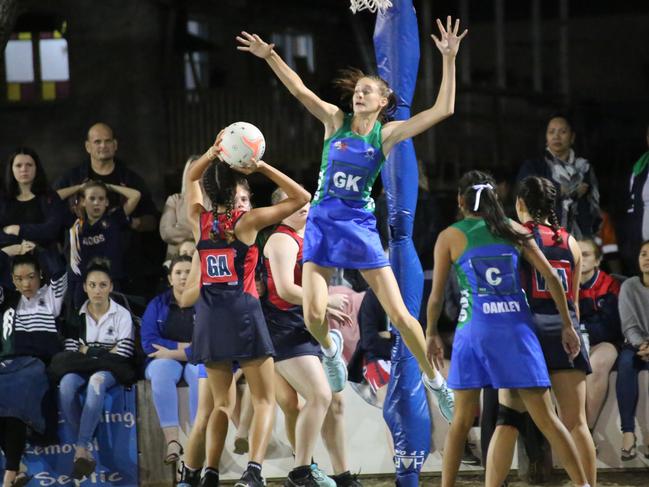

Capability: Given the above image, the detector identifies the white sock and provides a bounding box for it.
[426,371,444,389]
[322,338,337,358]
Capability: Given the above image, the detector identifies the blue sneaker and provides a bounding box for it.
[322,329,347,393]
[422,373,455,422]
[310,464,336,487]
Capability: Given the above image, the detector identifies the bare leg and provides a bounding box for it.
[441,389,481,487]
[235,382,254,447]
[183,378,213,469]
[552,370,597,486]
[485,389,522,487]
[241,356,276,464]
[518,388,588,486]
[204,363,235,469]
[277,356,332,467]
[585,342,617,430]
[302,263,335,348]
[361,267,437,378]
[321,391,348,474]
[274,371,300,453]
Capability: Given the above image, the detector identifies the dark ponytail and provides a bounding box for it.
[459,170,529,246]
[82,257,113,283]
[517,176,563,244]
[332,67,397,123]
[201,162,247,243]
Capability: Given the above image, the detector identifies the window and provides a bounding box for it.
[270,32,315,73]
[184,19,210,91]
[3,18,70,102]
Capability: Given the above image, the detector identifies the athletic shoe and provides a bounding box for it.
[460,441,481,466]
[330,471,362,487]
[234,469,266,487]
[422,373,455,422]
[72,456,96,480]
[178,462,201,487]
[309,464,336,487]
[199,469,220,487]
[322,329,347,393]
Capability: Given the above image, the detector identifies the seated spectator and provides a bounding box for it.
[0,148,64,286]
[141,255,199,465]
[577,238,622,434]
[348,288,391,406]
[67,180,140,309]
[0,251,66,487]
[616,240,649,461]
[54,122,162,299]
[517,114,600,238]
[178,238,196,257]
[622,124,649,273]
[160,156,200,260]
[50,259,136,480]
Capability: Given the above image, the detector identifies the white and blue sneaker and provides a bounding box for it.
[322,329,347,393]
[422,373,455,423]
[309,464,336,487]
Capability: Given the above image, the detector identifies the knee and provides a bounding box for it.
[328,393,344,417]
[59,374,78,396]
[452,408,477,432]
[311,388,332,411]
[87,373,109,398]
[303,303,327,328]
[496,404,526,433]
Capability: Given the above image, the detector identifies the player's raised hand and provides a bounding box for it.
[432,16,467,57]
[236,31,275,59]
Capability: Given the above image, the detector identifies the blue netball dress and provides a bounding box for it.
[262,224,321,362]
[191,210,274,364]
[303,114,389,269]
[520,222,591,373]
[447,218,550,390]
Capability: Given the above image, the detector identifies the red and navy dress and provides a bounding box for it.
[520,222,591,373]
[262,224,320,362]
[191,210,274,364]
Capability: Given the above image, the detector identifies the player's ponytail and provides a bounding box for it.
[459,170,529,246]
[517,176,563,244]
[202,162,246,244]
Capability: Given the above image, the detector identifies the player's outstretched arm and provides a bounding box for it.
[236,31,342,132]
[382,16,467,155]
[234,159,311,237]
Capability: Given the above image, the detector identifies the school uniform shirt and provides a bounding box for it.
[64,299,135,358]
[0,261,66,361]
[69,207,129,281]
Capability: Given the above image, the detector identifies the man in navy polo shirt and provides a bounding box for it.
[55,123,163,300]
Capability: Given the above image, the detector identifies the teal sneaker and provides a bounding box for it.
[322,329,347,393]
[309,464,336,487]
[422,373,455,422]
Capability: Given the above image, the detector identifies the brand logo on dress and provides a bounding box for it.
[333,141,348,151]
[364,147,375,159]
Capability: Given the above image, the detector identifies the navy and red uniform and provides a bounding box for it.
[262,224,320,362]
[191,211,274,364]
[520,222,591,373]
[579,270,623,348]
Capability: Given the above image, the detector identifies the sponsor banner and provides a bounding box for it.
[1,386,138,486]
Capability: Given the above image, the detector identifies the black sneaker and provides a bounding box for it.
[199,469,220,487]
[234,469,266,487]
[284,470,320,487]
[330,471,362,487]
[461,441,481,466]
[178,462,201,487]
